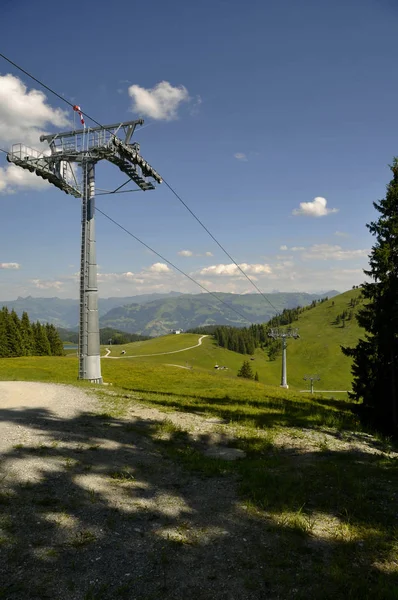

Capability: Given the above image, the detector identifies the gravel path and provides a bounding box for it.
[103,334,208,359]
[0,381,265,600]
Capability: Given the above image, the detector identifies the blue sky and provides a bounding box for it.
[0,0,396,299]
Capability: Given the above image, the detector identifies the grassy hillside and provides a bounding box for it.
[280,288,364,390]
[101,289,364,392]
[103,333,267,375]
[100,291,339,336]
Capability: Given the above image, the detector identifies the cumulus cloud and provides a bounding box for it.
[205,251,213,257]
[292,196,338,217]
[148,262,171,273]
[0,164,49,194]
[301,244,369,261]
[291,246,305,251]
[178,250,193,257]
[128,81,190,121]
[0,73,69,147]
[279,245,288,251]
[199,262,272,277]
[30,279,64,290]
[0,74,70,193]
[234,153,248,162]
[0,262,20,269]
[98,271,136,283]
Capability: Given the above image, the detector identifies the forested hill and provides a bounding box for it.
[99,291,339,336]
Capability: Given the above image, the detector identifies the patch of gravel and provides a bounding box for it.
[109,396,245,459]
[106,391,396,461]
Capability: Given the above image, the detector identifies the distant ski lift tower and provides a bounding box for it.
[268,327,300,389]
[303,374,320,394]
[7,118,162,383]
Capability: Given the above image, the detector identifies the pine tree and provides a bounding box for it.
[33,322,51,356]
[254,371,259,382]
[6,309,24,357]
[46,323,65,356]
[237,360,254,380]
[342,158,398,434]
[21,311,35,356]
[0,308,9,357]
[238,336,247,355]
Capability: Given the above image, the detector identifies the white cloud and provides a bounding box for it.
[292,196,338,217]
[98,271,136,283]
[234,153,248,162]
[291,246,305,252]
[0,164,49,194]
[178,250,193,257]
[0,262,20,269]
[30,279,64,290]
[199,262,272,277]
[0,74,70,193]
[0,73,69,147]
[190,95,202,116]
[301,244,369,261]
[335,231,349,238]
[149,262,171,273]
[205,251,213,257]
[128,81,190,121]
[279,245,288,251]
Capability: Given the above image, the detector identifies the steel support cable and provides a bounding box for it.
[95,207,253,325]
[162,178,280,316]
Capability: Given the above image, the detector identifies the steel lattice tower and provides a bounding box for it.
[268,327,300,389]
[8,119,162,383]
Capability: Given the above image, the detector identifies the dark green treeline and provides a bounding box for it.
[0,307,64,358]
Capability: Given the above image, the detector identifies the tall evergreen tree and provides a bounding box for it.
[0,308,9,358]
[342,158,398,434]
[21,311,35,355]
[46,323,65,356]
[33,321,51,356]
[6,308,24,357]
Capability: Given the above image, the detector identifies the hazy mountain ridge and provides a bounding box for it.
[99,291,340,336]
[1,291,340,336]
[0,292,183,328]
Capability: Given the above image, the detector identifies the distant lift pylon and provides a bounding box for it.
[8,118,162,383]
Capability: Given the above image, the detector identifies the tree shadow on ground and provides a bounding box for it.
[0,401,397,600]
[117,387,359,432]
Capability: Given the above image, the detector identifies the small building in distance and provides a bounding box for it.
[172,329,182,334]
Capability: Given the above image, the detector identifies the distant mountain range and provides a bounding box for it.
[99,292,340,336]
[0,292,183,329]
[0,290,338,336]
[0,290,340,336]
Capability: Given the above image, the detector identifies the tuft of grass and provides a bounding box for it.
[64,457,79,470]
[70,529,97,548]
[109,468,135,483]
